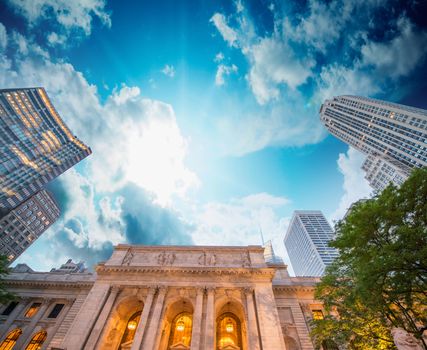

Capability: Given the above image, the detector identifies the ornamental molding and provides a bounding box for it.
[96,265,276,279]
[4,280,94,289]
[273,285,317,292]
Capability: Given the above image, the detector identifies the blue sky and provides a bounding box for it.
[1,0,427,272]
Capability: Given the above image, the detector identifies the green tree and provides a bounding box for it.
[311,167,427,349]
[0,255,15,304]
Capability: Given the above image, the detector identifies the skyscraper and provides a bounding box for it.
[320,95,427,188]
[0,88,91,213]
[0,189,60,264]
[284,211,338,276]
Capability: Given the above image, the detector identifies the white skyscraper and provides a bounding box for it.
[320,95,427,189]
[284,211,338,277]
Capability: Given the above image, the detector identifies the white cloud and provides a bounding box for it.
[210,13,238,47]
[0,23,7,50]
[214,52,224,62]
[191,193,289,258]
[330,147,372,222]
[8,0,111,35]
[248,37,315,104]
[361,17,427,79]
[47,32,67,46]
[161,64,175,78]
[215,64,238,86]
[111,85,140,105]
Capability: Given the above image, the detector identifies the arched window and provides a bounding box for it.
[120,311,142,346]
[24,330,47,350]
[0,329,22,350]
[216,313,242,349]
[167,312,193,348]
[284,336,300,350]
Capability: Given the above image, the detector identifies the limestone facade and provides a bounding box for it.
[0,245,322,350]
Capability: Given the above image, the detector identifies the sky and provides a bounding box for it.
[1,0,427,273]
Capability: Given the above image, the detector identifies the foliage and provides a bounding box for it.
[311,167,427,349]
[0,255,15,305]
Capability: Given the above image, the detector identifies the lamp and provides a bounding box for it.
[127,320,137,331]
[226,319,234,333]
[176,320,185,332]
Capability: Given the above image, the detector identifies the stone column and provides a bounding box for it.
[0,298,30,340]
[190,287,204,350]
[84,286,121,349]
[204,287,215,349]
[244,288,261,350]
[14,298,51,349]
[130,287,156,350]
[141,286,167,349]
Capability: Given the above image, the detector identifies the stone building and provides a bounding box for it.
[0,245,323,350]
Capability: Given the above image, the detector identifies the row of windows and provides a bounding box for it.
[1,301,64,319]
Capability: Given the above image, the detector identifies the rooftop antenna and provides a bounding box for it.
[259,224,265,246]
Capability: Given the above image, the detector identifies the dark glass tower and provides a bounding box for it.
[0,88,91,213]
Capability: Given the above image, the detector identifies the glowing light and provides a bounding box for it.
[226,321,234,333]
[176,320,185,332]
[127,320,137,330]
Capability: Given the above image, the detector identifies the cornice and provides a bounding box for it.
[273,285,317,292]
[114,244,264,253]
[4,280,94,289]
[96,265,276,278]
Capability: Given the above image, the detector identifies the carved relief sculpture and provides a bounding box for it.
[122,249,134,266]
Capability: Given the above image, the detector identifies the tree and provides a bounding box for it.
[311,167,427,349]
[0,255,15,304]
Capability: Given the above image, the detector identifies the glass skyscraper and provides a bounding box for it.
[284,211,338,276]
[0,189,60,264]
[320,95,427,189]
[0,88,91,214]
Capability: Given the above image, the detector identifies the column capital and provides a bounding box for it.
[194,287,205,295]
[110,285,122,294]
[205,286,216,294]
[156,285,168,294]
[243,287,254,295]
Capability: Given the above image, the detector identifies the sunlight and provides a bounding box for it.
[126,117,198,206]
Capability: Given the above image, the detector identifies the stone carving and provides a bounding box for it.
[198,252,217,266]
[241,251,251,267]
[107,327,118,342]
[122,249,134,266]
[157,252,176,265]
[392,328,424,350]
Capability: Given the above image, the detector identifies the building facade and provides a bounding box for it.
[361,154,411,192]
[320,95,427,188]
[0,87,91,213]
[0,244,325,350]
[284,211,338,277]
[0,189,60,264]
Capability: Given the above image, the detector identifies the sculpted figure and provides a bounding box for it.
[166,253,176,265]
[157,251,166,265]
[392,327,424,350]
[198,252,206,265]
[122,249,134,265]
[241,251,251,267]
[207,253,216,266]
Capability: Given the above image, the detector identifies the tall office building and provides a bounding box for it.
[0,189,60,264]
[284,211,338,276]
[320,95,427,189]
[0,88,91,213]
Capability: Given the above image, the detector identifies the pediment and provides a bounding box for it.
[170,342,190,349]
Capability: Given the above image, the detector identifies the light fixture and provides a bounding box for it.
[127,320,137,331]
[226,319,234,333]
[176,320,185,332]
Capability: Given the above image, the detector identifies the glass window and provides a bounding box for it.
[25,303,41,318]
[167,312,193,348]
[120,311,141,346]
[47,304,64,319]
[216,312,242,349]
[0,328,22,350]
[2,302,18,316]
[312,309,324,320]
[24,330,47,350]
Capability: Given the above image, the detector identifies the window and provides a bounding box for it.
[0,329,22,350]
[312,309,324,320]
[2,302,18,316]
[216,312,242,349]
[24,330,47,350]
[25,303,41,318]
[120,311,141,346]
[47,304,64,318]
[168,312,193,348]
